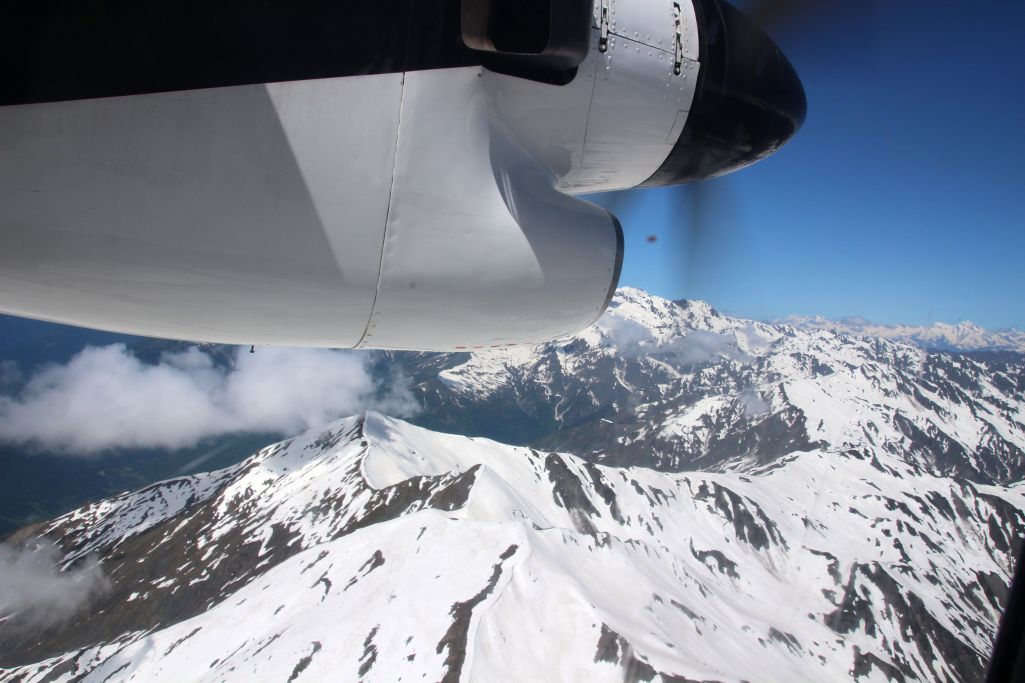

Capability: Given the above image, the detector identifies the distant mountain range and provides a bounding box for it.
[1,289,1023,681]
[389,288,1025,485]
[780,313,1025,353]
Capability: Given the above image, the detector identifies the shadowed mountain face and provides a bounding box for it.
[1,413,1021,682]
[1,289,1023,682]
[388,289,1025,484]
[2,288,1022,535]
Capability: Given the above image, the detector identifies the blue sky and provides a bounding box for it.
[593,0,1025,330]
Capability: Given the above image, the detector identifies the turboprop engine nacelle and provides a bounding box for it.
[0,0,803,350]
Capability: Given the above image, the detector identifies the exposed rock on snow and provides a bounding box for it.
[1,413,1021,682]
[394,289,1025,485]
[2,288,1024,682]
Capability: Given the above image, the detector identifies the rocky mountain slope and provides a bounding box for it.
[391,289,1025,485]
[2,412,1022,682]
[2,289,1024,682]
[2,289,1022,536]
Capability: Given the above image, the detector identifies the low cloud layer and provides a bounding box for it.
[0,345,418,454]
[597,314,655,350]
[597,312,749,364]
[0,542,108,626]
[661,329,750,365]
[739,388,771,417]
[0,360,22,389]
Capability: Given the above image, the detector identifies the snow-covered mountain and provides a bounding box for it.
[1,412,1022,682]
[780,314,1025,354]
[393,289,1025,485]
[2,288,1024,682]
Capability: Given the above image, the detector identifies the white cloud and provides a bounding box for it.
[596,313,655,351]
[0,360,22,389]
[661,329,749,365]
[0,541,108,626]
[739,388,771,418]
[0,344,419,454]
[598,311,748,364]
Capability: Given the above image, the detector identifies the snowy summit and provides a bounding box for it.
[1,288,1023,682]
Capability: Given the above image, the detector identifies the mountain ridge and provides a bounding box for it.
[1,288,1024,682]
[393,288,1025,486]
[1,412,1022,682]
[779,312,1025,353]
[2,288,1022,535]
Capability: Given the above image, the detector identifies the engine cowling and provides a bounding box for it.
[0,68,622,351]
[355,68,623,351]
[0,0,802,351]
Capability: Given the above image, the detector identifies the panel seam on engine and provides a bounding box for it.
[354,72,406,349]
[578,28,603,160]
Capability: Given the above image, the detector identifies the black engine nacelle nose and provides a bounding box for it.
[643,0,807,187]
